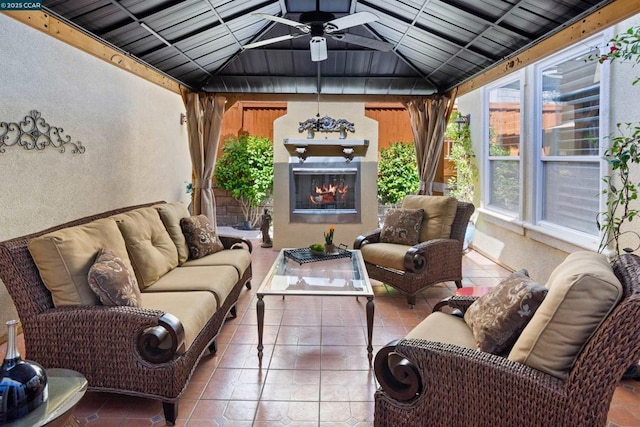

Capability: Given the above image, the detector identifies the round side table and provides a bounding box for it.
[5,368,87,427]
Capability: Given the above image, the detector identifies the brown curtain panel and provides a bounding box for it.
[180,87,226,227]
[404,89,458,195]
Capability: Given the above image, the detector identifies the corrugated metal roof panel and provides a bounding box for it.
[41,0,613,94]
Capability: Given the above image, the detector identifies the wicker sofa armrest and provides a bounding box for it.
[34,305,185,364]
[354,229,382,249]
[375,337,563,410]
[219,235,253,253]
[404,238,461,273]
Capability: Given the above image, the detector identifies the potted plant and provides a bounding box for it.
[214,134,274,229]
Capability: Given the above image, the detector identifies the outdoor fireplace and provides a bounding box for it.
[289,157,361,224]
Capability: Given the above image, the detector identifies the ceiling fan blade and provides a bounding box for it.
[243,33,303,49]
[253,13,310,33]
[324,11,379,32]
[310,36,328,62]
[330,33,394,52]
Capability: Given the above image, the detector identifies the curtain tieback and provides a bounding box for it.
[193,179,212,190]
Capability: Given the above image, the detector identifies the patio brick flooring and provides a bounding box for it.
[2,242,640,426]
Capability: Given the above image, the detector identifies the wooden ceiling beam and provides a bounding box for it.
[456,0,640,96]
[2,10,181,94]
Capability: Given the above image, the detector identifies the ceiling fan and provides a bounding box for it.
[244,2,393,62]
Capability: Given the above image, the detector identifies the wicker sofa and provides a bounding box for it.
[373,251,640,427]
[0,201,252,425]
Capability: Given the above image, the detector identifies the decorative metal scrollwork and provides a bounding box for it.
[0,110,85,154]
[298,115,355,139]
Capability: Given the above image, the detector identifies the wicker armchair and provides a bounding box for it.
[373,253,640,427]
[354,198,474,306]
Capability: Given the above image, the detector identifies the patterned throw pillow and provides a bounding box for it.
[380,208,425,245]
[87,248,141,307]
[464,270,548,355]
[180,215,224,259]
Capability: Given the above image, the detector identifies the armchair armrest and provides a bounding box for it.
[375,338,563,404]
[432,295,479,313]
[219,235,253,253]
[354,229,381,249]
[34,305,185,364]
[404,238,461,273]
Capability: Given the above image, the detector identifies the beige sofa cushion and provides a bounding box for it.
[140,291,217,352]
[155,202,191,265]
[144,265,239,307]
[508,251,623,379]
[360,242,411,271]
[28,218,129,307]
[113,207,179,289]
[406,312,476,349]
[182,249,252,277]
[401,195,458,242]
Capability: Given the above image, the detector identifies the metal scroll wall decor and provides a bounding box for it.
[298,115,355,139]
[0,110,85,154]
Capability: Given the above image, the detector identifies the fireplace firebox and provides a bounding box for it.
[290,157,361,224]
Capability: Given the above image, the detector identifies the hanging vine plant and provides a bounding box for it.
[594,26,640,254]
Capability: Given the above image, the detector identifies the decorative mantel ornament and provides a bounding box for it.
[298,115,355,139]
[0,110,85,154]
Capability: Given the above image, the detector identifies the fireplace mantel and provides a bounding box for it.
[284,138,369,162]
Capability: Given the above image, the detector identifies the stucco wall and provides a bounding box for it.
[457,14,640,283]
[0,14,191,340]
[272,100,379,249]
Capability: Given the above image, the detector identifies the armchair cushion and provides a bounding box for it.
[401,195,457,242]
[360,242,411,271]
[380,208,424,245]
[88,248,142,307]
[28,218,130,307]
[508,251,623,379]
[114,208,179,289]
[406,311,476,349]
[464,270,547,355]
[155,202,191,265]
[180,215,224,260]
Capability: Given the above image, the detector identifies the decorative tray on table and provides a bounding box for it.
[284,246,352,264]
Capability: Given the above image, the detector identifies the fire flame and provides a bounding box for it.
[309,183,349,204]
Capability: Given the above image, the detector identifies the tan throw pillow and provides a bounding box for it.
[88,248,141,307]
[464,270,548,355]
[508,251,623,379]
[155,202,191,265]
[401,195,457,242]
[380,209,424,245]
[114,207,179,289]
[180,215,224,259]
[28,218,131,307]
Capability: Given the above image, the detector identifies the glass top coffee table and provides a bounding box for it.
[256,248,375,365]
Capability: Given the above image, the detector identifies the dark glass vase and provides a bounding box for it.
[0,320,48,423]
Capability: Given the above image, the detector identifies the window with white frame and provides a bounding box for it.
[486,78,521,214]
[537,45,603,236]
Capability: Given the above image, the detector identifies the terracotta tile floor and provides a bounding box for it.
[3,244,640,426]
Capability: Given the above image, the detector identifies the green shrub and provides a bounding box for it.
[214,134,273,226]
[377,142,419,205]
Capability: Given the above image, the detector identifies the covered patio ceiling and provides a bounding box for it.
[41,0,614,95]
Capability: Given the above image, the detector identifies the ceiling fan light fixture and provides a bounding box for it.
[310,36,327,62]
